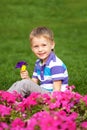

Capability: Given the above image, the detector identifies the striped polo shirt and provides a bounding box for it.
[32,52,68,92]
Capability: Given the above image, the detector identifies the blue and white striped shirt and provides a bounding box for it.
[32,52,68,92]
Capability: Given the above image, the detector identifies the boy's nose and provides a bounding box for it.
[38,47,43,51]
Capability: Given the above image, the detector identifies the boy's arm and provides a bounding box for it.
[53,80,62,91]
[20,70,39,84]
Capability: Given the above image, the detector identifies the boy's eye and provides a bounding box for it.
[42,44,46,46]
[33,45,38,48]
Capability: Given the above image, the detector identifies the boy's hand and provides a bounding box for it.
[53,80,62,91]
[20,70,29,79]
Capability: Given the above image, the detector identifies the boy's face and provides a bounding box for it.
[31,36,55,64]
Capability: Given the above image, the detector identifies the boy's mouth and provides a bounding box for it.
[38,53,46,57]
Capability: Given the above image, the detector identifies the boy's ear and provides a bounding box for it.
[51,41,55,50]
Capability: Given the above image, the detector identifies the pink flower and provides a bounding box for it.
[41,93,51,104]
[81,121,87,128]
[11,118,25,127]
[27,118,39,130]
[62,120,76,130]
[0,104,11,116]
[28,111,58,130]
[82,95,87,105]
[18,92,38,112]
[1,91,16,103]
[29,92,40,103]
[28,110,76,130]
[0,122,9,129]
[0,86,86,129]
[68,112,78,121]
[12,91,23,101]
[49,99,61,109]
[55,111,77,130]
[66,85,75,91]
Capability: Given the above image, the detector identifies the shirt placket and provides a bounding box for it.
[40,65,45,80]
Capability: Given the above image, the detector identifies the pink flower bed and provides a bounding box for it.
[0,86,87,130]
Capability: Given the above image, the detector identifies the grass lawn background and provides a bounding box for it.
[0,0,87,94]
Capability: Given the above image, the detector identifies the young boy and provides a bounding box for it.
[7,26,68,97]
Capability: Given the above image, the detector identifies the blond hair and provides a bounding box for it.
[29,26,54,42]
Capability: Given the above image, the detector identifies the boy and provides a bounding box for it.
[8,26,68,97]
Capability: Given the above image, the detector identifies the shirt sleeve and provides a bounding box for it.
[51,64,66,81]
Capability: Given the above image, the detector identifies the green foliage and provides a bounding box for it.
[0,0,87,94]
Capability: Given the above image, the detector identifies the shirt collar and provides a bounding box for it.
[37,51,56,67]
[46,51,56,65]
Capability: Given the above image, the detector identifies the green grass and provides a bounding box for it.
[0,0,87,95]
